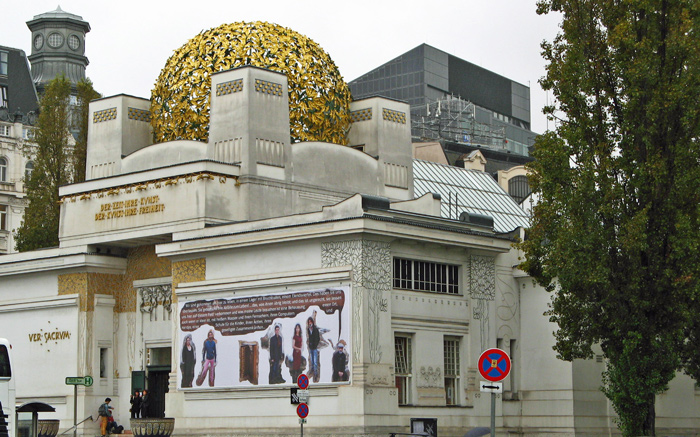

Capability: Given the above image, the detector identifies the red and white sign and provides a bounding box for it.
[478,348,511,382]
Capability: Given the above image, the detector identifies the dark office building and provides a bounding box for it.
[349,44,536,158]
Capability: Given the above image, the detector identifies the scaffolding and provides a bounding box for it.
[411,95,507,150]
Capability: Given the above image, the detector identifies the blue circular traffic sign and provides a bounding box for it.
[478,348,511,382]
[297,374,309,389]
[296,402,309,419]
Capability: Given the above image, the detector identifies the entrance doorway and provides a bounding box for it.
[145,346,171,418]
[146,369,169,418]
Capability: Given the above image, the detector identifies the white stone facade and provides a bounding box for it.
[0,67,697,436]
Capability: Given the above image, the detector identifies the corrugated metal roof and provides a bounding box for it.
[413,159,530,233]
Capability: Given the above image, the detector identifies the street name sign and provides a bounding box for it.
[65,376,93,387]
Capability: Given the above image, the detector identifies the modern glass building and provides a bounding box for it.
[349,44,536,158]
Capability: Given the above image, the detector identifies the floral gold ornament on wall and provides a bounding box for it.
[150,21,351,145]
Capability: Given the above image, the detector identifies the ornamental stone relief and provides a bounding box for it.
[470,255,495,300]
[470,255,495,352]
[321,239,390,364]
[418,366,443,388]
[127,312,136,372]
[139,284,173,321]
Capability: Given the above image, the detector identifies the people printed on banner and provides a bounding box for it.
[331,339,349,382]
[267,323,286,384]
[180,306,345,387]
[197,329,217,387]
[287,323,306,383]
[180,333,197,388]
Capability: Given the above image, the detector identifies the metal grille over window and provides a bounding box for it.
[444,337,460,405]
[508,175,531,203]
[393,258,459,294]
[395,336,412,405]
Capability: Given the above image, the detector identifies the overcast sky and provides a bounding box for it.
[4,0,562,134]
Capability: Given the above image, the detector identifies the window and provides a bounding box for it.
[100,347,108,378]
[393,258,459,294]
[395,335,412,405]
[0,158,7,182]
[0,205,7,231]
[444,337,461,405]
[22,128,35,140]
[48,33,64,48]
[508,175,531,203]
[0,345,10,377]
[0,125,9,137]
[25,161,34,180]
[0,51,7,76]
[68,35,80,50]
[0,86,7,108]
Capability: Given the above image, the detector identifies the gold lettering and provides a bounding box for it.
[101,203,111,212]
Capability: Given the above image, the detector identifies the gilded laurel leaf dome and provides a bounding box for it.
[150,21,351,145]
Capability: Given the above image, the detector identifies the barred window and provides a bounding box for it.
[508,175,531,203]
[395,335,412,405]
[444,337,461,405]
[393,258,459,294]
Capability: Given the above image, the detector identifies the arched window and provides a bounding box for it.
[0,158,7,182]
[508,175,531,204]
[25,161,34,181]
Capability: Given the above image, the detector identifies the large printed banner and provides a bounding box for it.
[177,287,351,389]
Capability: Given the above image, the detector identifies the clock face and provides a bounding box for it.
[48,33,64,48]
[34,34,44,49]
[68,35,80,50]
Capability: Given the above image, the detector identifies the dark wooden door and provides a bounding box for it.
[147,370,169,418]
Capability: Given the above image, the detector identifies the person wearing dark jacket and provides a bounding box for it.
[140,389,150,418]
[129,390,142,418]
[306,311,321,382]
[268,323,285,384]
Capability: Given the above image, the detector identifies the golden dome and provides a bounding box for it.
[150,21,351,145]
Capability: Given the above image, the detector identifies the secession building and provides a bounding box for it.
[0,22,698,437]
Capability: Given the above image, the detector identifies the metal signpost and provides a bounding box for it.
[65,376,93,437]
[477,349,511,437]
[295,374,310,436]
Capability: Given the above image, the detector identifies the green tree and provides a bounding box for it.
[15,75,73,251]
[72,79,100,183]
[520,1,700,435]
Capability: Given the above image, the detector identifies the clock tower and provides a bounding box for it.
[25,6,90,95]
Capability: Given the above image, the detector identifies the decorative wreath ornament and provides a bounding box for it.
[150,21,351,145]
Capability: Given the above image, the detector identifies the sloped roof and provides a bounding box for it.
[413,159,530,233]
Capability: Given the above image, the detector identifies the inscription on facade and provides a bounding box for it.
[29,331,71,343]
[95,195,165,221]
